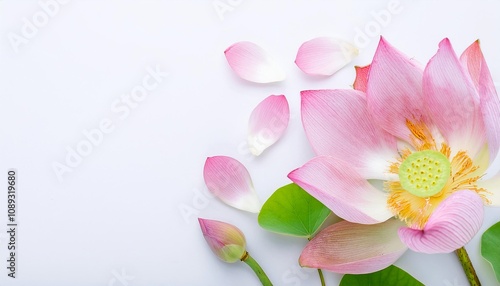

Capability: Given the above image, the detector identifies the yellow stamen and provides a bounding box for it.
[387,121,486,229]
[406,119,436,151]
[389,148,412,174]
[440,143,451,159]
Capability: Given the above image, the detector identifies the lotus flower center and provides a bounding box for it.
[398,150,451,198]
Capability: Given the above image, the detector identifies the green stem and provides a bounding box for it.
[317,268,326,286]
[241,251,273,286]
[455,246,481,286]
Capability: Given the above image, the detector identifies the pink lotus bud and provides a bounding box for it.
[198,218,247,263]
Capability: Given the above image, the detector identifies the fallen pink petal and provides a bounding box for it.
[295,37,358,76]
[247,95,289,156]
[198,218,247,263]
[224,41,285,83]
[203,156,261,213]
[289,37,500,274]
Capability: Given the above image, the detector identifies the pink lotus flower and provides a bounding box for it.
[288,37,500,274]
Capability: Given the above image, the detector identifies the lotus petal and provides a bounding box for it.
[295,37,358,76]
[224,41,285,83]
[203,156,261,213]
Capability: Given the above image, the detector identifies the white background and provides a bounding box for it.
[1,0,500,285]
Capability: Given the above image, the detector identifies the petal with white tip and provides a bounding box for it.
[295,37,358,76]
[203,156,261,213]
[248,95,289,156]
[288,156,394,224]
[224,41,285,83]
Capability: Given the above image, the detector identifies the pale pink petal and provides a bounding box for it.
[477,173,500,206]
[224,41,285,83]
[301,89,397,180]
[300,219,407,274]
[203,156,261,213]
[460,40,500,161]
[398,190,484,253]
[366,37,429,142]
[247,95,289,156]
[460,40,481,88]
[198,218,246,263]
[295,37,358,76]
[288,156,394,224]
[423,38,486,157]
[477,56,500,162]
[353,64,371,92]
